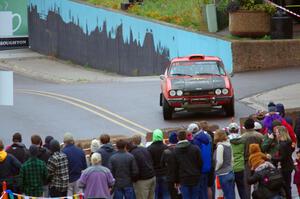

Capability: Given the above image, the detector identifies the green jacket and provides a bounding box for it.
[229,135,245,172]
[261,134,279,157]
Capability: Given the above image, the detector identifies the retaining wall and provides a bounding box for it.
[28,0,233,76]
[232,40,300,72]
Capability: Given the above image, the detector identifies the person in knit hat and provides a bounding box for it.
[148,129,169,198]
[248,144,268,170]
[268,102,277,113]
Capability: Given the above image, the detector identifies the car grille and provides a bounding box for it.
[184,90,214,96]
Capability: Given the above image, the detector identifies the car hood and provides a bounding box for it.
[170,76,226,91]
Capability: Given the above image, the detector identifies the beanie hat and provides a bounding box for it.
[168,132,178,144]
[244,118,255,129]
[153,129,163,142]
[187,123,199,134]
[249,144,267,169]
[63,132,74,143]
[228,122,239,132]
[276,103,285,117]
[49,139,61,153]
[254,122,262,130]
[45,136,54,144]
[29,145,39,157]
[268,102,277,112]
[90,139,100,153]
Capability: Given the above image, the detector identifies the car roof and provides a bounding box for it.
[171,54,221,63]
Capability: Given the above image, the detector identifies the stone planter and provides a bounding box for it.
[229,10,271,37]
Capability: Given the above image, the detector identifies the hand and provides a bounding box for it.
[268,133,274,139]
[174,183,180,189]
[266,154,272,160]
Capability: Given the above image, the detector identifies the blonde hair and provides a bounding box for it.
[91,152,102,165]
[214,129,227,144]
[276,126,291,141]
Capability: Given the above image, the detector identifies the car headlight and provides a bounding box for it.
[176,90,183,96]
[169,90,176,96]
[215,89,222,95]
[222,88,229,95]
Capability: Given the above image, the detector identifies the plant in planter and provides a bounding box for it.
[227,0,276,37]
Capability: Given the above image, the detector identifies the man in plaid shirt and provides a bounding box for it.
[19,145,48,197]
[47,139,69,197]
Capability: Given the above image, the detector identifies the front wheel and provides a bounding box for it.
[224,100,235,117]
[162,97,174,120]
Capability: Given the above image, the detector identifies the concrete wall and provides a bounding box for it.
[232,40,300,72]
[28,0,233,76]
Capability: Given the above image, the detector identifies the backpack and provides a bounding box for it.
[260,167,284,191]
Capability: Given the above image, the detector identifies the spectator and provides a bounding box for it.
[78,153,115,199]
[48,139,69,197]
[173,130,202,199]
[276,103,293,126]
[272,126,294,199]
[147,129,169,199]
[214,129,235,199]
[62,132,87,196]
[90,139,101,155]
[97,134,116,168]
[31,134,51,163]
[127,136,156,199]
[19,145,48,197]
[161,132,180,199]
[228,123,246,199]
[131,134,143,146]
[192,123,212,199]
[108,139,138,199]
[239,117,264,199]
[247,144,284,199]
[43,136,54,150]
[6,132,29,163]
[0,139,21,192]
[293,150,300,197]
[294,113,300,148]
[187,123,199,142]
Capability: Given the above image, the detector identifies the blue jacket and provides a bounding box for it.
[193,131,212,173]
[62,144,87,182]
[96,143,116,168]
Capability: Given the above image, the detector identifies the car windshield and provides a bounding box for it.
[169,61,226,76]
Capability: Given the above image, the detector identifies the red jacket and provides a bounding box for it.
[282,119,297,144]
[294,159,300,184]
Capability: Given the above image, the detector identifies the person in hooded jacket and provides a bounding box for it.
[0,139,21,192]
[161,132,181,199]
[192,123,212,199]
[97,134,116,168]
[43,136,54,150]
[248,144,284,199]
[127,136,156,199]
[173,130,202,199]
[6,132,29,164]
[148,129,169,199]
[228,123,246,199]
[276,103,293,126]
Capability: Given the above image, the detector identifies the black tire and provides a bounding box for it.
[162,97,173,120]
[224,100,235,117]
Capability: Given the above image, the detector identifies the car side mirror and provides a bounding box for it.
[159,75,165,80]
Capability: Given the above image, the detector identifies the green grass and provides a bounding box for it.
[84,0,208,31]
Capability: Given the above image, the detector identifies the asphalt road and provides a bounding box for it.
[1,67,300,147]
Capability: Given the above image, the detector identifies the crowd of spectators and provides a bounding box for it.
[0,102,300,199]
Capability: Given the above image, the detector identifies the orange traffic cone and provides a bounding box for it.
[215,176,224,199]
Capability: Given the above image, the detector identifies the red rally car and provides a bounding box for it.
[160,54,234,120]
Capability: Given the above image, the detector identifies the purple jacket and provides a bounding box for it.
[78,165,115,198]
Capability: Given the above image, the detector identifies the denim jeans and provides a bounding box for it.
[218,171,235,199]
[198,173,208,199]
[155,176,170,199]
[113,187,136,199]
[180,181,200,199]
[234,170,246,199]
